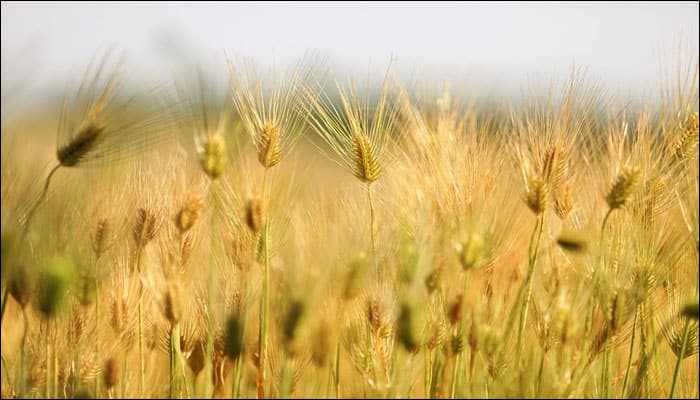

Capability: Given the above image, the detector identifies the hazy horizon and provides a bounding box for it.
[2,1,698,110]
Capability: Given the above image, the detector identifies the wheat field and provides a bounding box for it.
[1,50,698,399]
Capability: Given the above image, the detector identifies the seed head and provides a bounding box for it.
[447,294,464,326]
[111,296,128,334]
[311,319,331,367]
[426,316,447,351]
[468,316,479,351]
[179,232,194,267]
[258,122,281,168]
[198,134,227,179]
[303,65,398,186]
[606,166,641,210]
[451,327,465,355]
[457,233,485,271]
[223,311,245,360]
[163,283,181,326]
[102,357,120,390]
[541,144,569,192]
[78,275,97,307]
[554,183,573,220]
[674,111,699,160]
[351,133,381,183]
[397,301,419,352]
[57,123,106,167]
[283,300,306,357]
[132,207,161,248]
[91,218,111,258]
[245,197,265,234]
[523,175,548,215]
[175,195,205,234]
[367,298,382,333]
[681,303,699,321]
[424,265,442,294]
[38,256,77,317]
[664,319,699,359]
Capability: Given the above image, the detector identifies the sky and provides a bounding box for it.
[1,1,698,104]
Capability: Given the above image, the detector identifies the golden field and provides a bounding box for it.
[0,52,698,399]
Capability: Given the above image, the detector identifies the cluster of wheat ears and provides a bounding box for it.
[1,50,698,399]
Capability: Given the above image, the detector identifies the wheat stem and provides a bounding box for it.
[517,213,545,362]
[204,180,220,398]
[367,183,377,276]
[257,167,271,399]
[121,353,128,398]
[75,308,85,396]
[138,293,145,396]
[334,338,341,398]
[601,340,611,398]
[669,318,691,399]
[257,219,271,399]
[1,354,12,393]
[21,163,62,239]
[536,348,546,395]
[233,352,244,397]
[424,349,432,398]
[53,327,58,398]
[18,307,28,397]
[450,350,461,399]
[600,208,613,249]
[135,245,145,396]
[170,323,182,399]
[621,309,637,397]
[94,274,101,396]
[46,322,51,398]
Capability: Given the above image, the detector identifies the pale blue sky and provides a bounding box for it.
[1,1,698,102]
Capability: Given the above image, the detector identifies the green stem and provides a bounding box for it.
[536,349,546,396]
[621,309,637,397]
[181,353,190,399]
[204,180,220,398]
[669,318,691,399]
[627,315,672,399]
[517,213,545,361]
[600,208,613,250]
[450,351,460,399]
[21,163,61,240]
[234,354,244,398]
